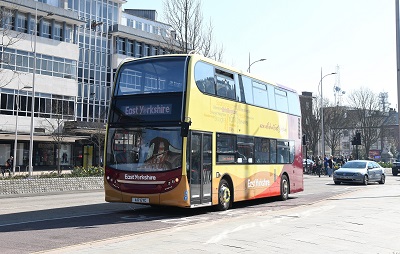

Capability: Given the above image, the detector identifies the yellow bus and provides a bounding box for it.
[104,54,303,210]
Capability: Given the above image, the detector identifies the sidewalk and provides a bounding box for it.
[40,178,400,254]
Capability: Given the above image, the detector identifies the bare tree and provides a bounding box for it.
[347,87,386,159]
[39,101,69,175]
[323,105,348,156]
[88,111,107,167]
[301,94,336,157]
[0,3,25,87]
[163,0,223,60]
[301,94,319,157]
[90,125,105,166]
[380,110,399,160]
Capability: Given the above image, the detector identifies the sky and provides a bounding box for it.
[124,0,397,108]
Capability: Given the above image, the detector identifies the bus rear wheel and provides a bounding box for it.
[279,175,289,201]
[217,179,231,211]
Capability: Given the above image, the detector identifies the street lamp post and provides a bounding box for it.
[13,85,32,175]
[247,53,266,73]
[29,4,53,176]
[320,68,337,156]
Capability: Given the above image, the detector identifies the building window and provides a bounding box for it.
[144,44,150,57]
[16,12,28,33]
[54,22,62,41]
[0,47,76,79]
[135,21,142,30]
[2,8,13,30]
[42,20,51,38]
[29,18,36,35]
[144,23,150,33]
[127,40,133,56]
[151,46,158,56]
[116,37,125,55]
[127,18,134,28]
[135,42,142,58]
[0,88,75,120]
[65,24,72,42]
[152,26,160,35]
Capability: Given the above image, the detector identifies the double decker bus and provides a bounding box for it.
[104,54,303,210]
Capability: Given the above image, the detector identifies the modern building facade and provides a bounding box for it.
[0,0,179,171]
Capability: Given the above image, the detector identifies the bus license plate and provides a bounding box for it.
[132,197,149,203]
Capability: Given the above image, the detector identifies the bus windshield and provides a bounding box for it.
[115,56,187,96]
[106,127,182,172]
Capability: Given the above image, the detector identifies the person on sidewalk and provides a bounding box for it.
[327,155,334,177]
[323,155,328,175]
[3,156,13,176]
[315,155,323,177]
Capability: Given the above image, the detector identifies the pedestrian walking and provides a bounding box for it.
[315,155,322,177]
[328,155,334,177]
[3,156,13,176]
[324,155,328,175]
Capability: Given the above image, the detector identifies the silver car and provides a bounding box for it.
[333,160,385,185]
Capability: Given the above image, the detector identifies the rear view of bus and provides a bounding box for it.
[105,54,303,210]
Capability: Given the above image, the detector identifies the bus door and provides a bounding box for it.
[189,132,212,206]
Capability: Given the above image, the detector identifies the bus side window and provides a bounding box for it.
[237,136,254,164]
[216,76,235,100]
[254,138,269,164]
[277,140,290,164]
[194,61,215,94]
[242,76,253,104]
[216,133,236,164]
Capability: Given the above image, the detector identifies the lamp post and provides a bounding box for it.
[320,68,337,156]
[13,85,32,175]
[247,53,266,73]
[29,4,53,176]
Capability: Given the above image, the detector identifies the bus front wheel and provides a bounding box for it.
[217,179,231,211]
[279,175,289,201]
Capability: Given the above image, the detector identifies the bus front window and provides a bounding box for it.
[106,127,182,172]
[116,57,186,96]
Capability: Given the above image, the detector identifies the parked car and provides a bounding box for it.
[333,160,385,185]
[302,159,314,173]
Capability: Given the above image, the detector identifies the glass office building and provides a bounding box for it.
[0,0,178,170]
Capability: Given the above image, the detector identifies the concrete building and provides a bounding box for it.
[0,0,179,171]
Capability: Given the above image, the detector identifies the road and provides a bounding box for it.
[0,175,399,253]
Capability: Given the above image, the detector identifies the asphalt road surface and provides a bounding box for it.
[0,174,395,253]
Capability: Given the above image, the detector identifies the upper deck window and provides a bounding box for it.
[215,69,235,100]
[115,57,186,96]
[194,61,215,94]
[194,61,237,100]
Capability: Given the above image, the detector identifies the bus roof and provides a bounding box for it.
[119,54,299,94]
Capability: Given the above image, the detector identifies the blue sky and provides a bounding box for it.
[124,0,397,108]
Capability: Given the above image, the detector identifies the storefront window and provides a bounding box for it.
[60,144,72,165]
[35,143,73,166]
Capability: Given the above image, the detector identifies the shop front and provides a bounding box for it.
[0,134,76,172]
